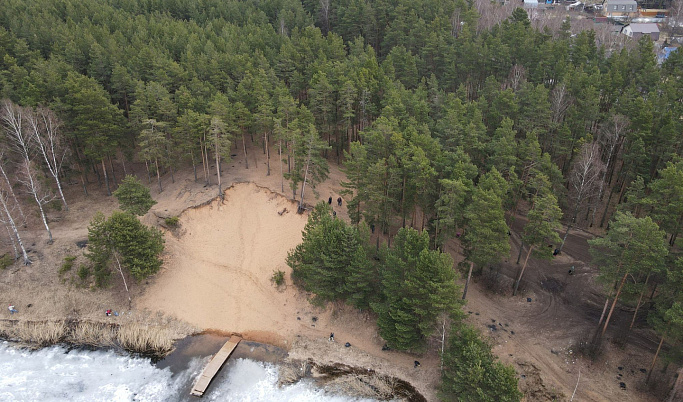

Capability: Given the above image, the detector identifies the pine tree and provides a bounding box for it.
[374,228,462,351]
[462,186,510,299]
[113,175,156,216]
[513,194,562,295]
[86,211,164,303]
[440,324,522,402]
[589,212,668,340]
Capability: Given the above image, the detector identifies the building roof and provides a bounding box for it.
[604,0,636,5]
[626,23,660,33]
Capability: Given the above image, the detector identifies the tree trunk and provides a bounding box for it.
[101,159,111,196]
[629,272,650,331]
[279,140,284,192]
[191,152,197,182]
[35,197,52,244]
[80,165,88,196]
[216,142,222,198]
[666,367,683,401]
[93,161,101,186]
[4,222,18,260]
[600,272,629,338]
[646,336,665,384]
[298,137,313,209]
[513,246,533,296]
[145,160,151,184]
[599,180,617,228]
[119,151,127,177]
[265,131,271,176]
[462,261,474,300]
[113,252,132,307]
[242,133,249,169]
[155,158,162,193]
[0,196,29,265]
[55,173,68,211]
[598,297,610,326]
[516,240,525,264]
[401,175,407,228]
[108,155,117,185]
[0,162,26,224]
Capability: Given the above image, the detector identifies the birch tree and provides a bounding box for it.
[25,106,69,211]
[590,115,628,226]
[1,100,55,243]
[0,150,25,226]
[0,163,29,265]
[558,142,604,253]
[18,159,56,243]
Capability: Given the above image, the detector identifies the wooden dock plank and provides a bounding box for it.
[190,336,242,397]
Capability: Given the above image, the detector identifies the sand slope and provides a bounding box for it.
[137,183,307,341]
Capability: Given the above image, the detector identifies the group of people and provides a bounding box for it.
[328,196,343,207]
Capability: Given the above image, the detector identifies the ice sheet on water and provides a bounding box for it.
[0,342,377,402]
[0,341,198,402]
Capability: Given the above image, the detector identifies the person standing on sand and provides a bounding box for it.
[328,196,332,205]
[337,197,342,207]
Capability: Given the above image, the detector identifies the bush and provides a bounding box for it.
[0,254,13,270]
[77,264,91,281]
[165,216,179,227]
[59,256,77,276]
[271,270,285,287]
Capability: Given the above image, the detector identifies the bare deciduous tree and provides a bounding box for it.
[668,0,683,37]
[18,159,56,243]
[0,150,26,226]
[550,83,573,125]
[319,0,331,34]
[558,142,605,253]
[591,115,629,225]
[25,106,69,211]
[2,100,56,244]
[0,164,29,265]
[473,0,516,33]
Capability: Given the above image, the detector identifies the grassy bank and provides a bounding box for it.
[0,319,177,358]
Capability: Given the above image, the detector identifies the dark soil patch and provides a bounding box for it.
[540,277,566,293]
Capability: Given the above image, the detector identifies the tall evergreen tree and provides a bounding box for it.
[374,228,462,351]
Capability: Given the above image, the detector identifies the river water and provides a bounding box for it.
[0,340,375,402]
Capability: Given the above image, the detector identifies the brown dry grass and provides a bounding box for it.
[13,320,67,346]
[116,323,174,355]
[0,319,176,356]
[69,321,116,347]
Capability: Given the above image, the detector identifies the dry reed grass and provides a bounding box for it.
[15,321,66,346]
[1,320,67,347]
[69,321,116,347]
[0,319,177,357]
[116,323,174,355]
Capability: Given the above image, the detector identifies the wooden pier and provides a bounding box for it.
[190,336,242,397]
